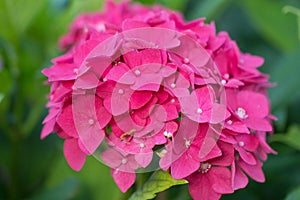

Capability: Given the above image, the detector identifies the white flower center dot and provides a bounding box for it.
[223,73,230,79]
[197,108,203,114]
[221,79,226,85]
[184,139,191,148]
[139,143,145,148]
[88,119,94,125]
[200,163,212,173]
[163,131,173,138]
[118,89,124,94]
[134,69,141,76]
[121,158,127,164]
[170,83,176,88]
[171,99,175,103]
[236,107,248,119]
[238,141,245,147]
[183,57,190,64]
[96,23,106,32]
[226,120,233,125]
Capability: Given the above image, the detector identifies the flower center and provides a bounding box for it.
[163,131,173,138]
[226,120,233,125]
[184,138,191,148]
[96,22,106,32]
[196,108,203,114]
[139,143,145,148]
[200,162,211,173]
[88,119,94,125]
[236,107,248,119]
[238,141,245,147]
[118,89,124,94]
[183,57,190,64]
[121,158,127,165]
[170,83,176,88]
[134,69,141,76]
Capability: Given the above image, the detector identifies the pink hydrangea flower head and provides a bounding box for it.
[41,1,275,199]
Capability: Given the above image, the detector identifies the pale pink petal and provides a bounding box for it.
[135,152,153,168]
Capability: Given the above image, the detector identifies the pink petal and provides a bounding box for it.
[135,152,153,168]
[238,158,265,182]
[123,49,166,68]
[130,91,153,109]
[111,169,136,193]
[232,162,249,190]
[187,171,221,200]
[236,147,257,165]
[122,19,149,30]
[236,134,259,152]
[210,103,229,124]
[74,71,100,89]
[210,141,234,166]
[101,148,124,168]
[237,91,269,118]
[106,63,135,84]
[41,118,56,139]
[64,138,86,171]
[42,63,77,82]
[171,151,200,179]
[244,118,272,132]
[211,167,234,194]
[224,119,250,133]
[57,104,78,138]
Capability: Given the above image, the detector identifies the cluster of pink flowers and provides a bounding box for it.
[41,1,275,199]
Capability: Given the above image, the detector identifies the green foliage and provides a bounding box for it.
[129,170,187,200]
[268,49,300,110]
[0,0,300,199]
[271,125,300,151]
[186,0,230,21]
[283,5,300,40]
[28,178,79,200]
[286,186,300,200]
[240,0,299,52]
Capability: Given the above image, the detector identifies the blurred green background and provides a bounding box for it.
[0,0,300,199]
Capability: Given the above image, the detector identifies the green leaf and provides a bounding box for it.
[0,93,4,103]
[268,49,300,110]
[46,156,122,200]
[285,186,300,200]
[0,69,12,97]
[186,0,230,21]
[271,125,300,151]
[27,178,79,200]
[157,0,186,11]
[283,5,300,41]
[240,0,299,52]
[129,170,188,200]
[0,0,47,41]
